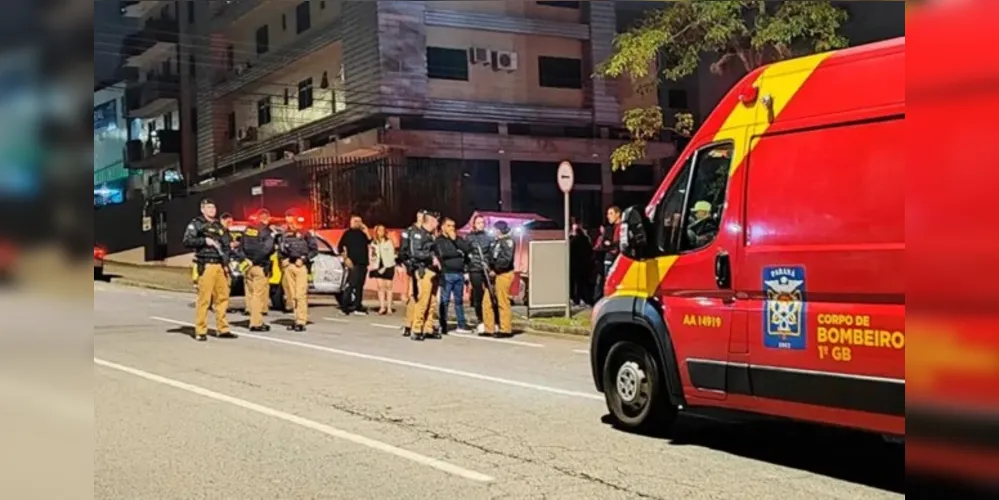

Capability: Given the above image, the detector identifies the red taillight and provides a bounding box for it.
[738,84,759,106]
[94,247,106,260]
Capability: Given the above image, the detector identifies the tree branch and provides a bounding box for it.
[710,52,738,75]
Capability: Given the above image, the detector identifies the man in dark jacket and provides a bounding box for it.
[435,217,471,334]
[183,198,234,341]
[464,215,492,333]
[241,209,276,331]
[280,210,319,331]
[407,210,441,341]
[338,214,371,315]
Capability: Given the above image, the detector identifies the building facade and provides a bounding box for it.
[189,0,675,227]
[93,82,131,206]
[118,0,188,200]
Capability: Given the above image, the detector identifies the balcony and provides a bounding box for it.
[120,16,179,67]
[119,0,159,19]
[126,75,180,118]
[211,0,282,30]
[125,130,181,170]
[209,17,343,99]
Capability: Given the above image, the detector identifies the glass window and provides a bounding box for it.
[296,2,311,34]
[678,143,733,253]
[297,78,314,110]
[257,98,271,126]
[655,157,691,252]
[427,47,469,81]
[537,1,580,8]
[255,25,269,55]
[538,56,583,89]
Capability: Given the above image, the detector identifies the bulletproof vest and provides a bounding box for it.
[240,223,274,263]
[191,218,227,263]
[283,231,312,260]
[491,236,515,273]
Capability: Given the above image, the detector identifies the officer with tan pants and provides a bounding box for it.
[280,210,318,331]
[407,210,441,341]
[182,198,235,342]
[399,210,424,337]
[240,209,276,332]
[481,220,516,339]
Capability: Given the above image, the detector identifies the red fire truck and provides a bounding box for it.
[589,38,905,438]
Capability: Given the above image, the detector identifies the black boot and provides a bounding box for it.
[194,334,208,342]
[411,332,424,341]
[402,327,411,337]
[293,324,306,332]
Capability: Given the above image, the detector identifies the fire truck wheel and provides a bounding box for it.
[602,340,675,433]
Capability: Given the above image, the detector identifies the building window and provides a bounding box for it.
[227,112,236,139]
[427,47,469,81]
[320,0,326,9]
[256,25,269,55]
[187,0,194,23]
[257,98,272,126]
[281,14,287,31]
[297,78,314,110]
[283,88,290,105]
[190,107,198,134]
[537,1,580,8]
[188,55,196,77]
[296,2,311,34]
[226,45,234,69]
[161,59,171,76]
[164,112,173,130]
[667,89,689,109]
[538,56,583,89]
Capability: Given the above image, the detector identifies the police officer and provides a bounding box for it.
[464,215,493,333]
[279,210,318,331]
[399,210,425,337]
[407,210,441,341]
[480,220,516,338]
[240,209,276,332]
[183,198,235,341]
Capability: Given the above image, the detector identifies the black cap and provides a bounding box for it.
[493,220,510,234]
[423,210,440,219]
[220,212,233,220]
[200,198,215,207]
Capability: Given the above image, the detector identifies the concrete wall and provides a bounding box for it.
[426,27,585,108]
[220,0,343,72]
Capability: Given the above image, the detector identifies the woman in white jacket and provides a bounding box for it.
[368,225,397,315]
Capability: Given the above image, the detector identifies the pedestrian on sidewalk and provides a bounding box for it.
[369,224,397,315]
[435,217,471,334]
[339,215,371,316]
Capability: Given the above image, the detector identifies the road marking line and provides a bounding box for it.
[370,323,400,330]
[447,333,544,349]
[94,357,494,482]
[150,316,602,401]
[323,317,350,323]
[572,349,589,355]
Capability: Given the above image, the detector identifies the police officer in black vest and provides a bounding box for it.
[241,209,276,331]
[183,198,235,341]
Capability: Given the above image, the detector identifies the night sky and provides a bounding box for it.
[94,0,130,86]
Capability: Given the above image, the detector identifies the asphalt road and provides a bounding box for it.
[95,281,904,500]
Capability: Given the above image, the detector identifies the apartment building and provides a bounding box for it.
[191,0,675,227]
[117,0,188,200]
[93,82,131,206]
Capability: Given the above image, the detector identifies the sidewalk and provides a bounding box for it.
[102,261,592,336]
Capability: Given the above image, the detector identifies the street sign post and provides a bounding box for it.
[557,161,575,319]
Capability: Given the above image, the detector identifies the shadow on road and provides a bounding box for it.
[95,273,119,283]
[601,414,904,494]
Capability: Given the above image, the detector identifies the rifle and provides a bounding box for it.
[475,245,500,321]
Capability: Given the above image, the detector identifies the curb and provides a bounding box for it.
[105,277,590,337]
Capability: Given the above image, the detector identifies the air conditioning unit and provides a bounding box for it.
[468,47,490,65]
[237,128,246,140]
[234,64,247,76]
[491,50,518,71]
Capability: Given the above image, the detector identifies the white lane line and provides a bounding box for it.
[447,333,544,349]
[370,323,400,330]
[572,349,590,355]
[94,357,493,482]
[150,316,602,401]
[323,317,350,323]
